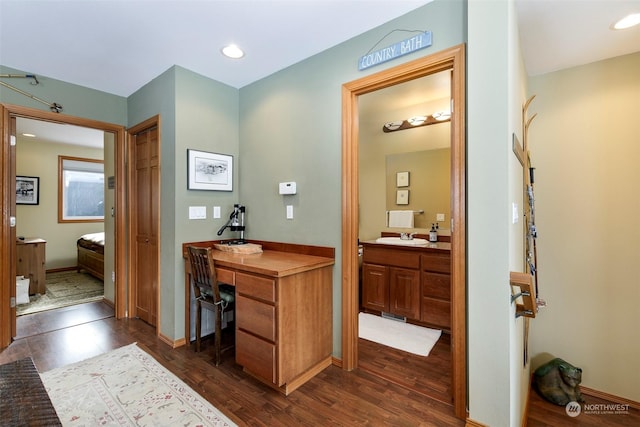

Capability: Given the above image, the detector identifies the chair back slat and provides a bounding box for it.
[187,246,221,302]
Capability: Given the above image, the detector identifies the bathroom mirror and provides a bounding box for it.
[358,70,451,240]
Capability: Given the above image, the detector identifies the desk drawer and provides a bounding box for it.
[236,329,276,384]
[236,272,276,302]
[236,295,276,341]
[216,267,235,285]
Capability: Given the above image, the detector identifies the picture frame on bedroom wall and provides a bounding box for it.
[16,175,40,205]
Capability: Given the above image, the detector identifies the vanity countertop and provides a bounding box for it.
[361,239,451,252]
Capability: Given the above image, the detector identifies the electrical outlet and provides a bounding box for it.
[436,213,445,222]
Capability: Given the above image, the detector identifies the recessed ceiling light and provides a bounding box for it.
[22,133,36,138]
[612,13,640,30]
[221,44,244,59]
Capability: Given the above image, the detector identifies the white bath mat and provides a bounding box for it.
[358,312,441,356]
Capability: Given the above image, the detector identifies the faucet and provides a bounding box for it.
[400,232,416,240]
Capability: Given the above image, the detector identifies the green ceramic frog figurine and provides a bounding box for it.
[533,358,583,405]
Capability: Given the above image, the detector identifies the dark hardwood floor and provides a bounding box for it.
[358,331,452,404]
[1,302,638,426]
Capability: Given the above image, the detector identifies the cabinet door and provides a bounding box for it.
[361,263,389,312]
[389,267,420,320]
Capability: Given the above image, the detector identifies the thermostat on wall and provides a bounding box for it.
[279,181,297,195]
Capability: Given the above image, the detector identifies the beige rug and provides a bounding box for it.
[359,312,441,357]
[40,343,236,427]
[17,271,104,316]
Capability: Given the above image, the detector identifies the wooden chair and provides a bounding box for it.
[186,245,235,365]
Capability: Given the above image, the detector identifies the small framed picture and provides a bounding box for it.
[396,189,409,205]
[396,171,409,187]
[16,176,39,205]
[187,149,233,191]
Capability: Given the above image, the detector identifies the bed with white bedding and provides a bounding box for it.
[76,231,104,281]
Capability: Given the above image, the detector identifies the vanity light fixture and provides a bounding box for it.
[407,115,427,126]
[611,13,640,30]
[221,44,245,59]
[382,111,451,133]
[432,111,451,121]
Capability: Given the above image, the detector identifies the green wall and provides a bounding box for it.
[127,65,239,340]
[0,65,126,125]
[238,0,465,356]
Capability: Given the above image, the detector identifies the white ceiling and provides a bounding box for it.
[517,0,640,76]
[4,0,640,146]
[16,117,105,149]
[0,0,434,96]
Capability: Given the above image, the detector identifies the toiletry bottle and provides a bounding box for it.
[429,224,438,242]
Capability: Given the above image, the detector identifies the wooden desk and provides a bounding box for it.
[183,240,334,395]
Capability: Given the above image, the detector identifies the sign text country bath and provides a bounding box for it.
[358,31,433,71]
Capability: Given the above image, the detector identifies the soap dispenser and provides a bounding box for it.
[429,223,438,242]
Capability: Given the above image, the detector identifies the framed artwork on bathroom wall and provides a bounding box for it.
[187,149,233,191]
[396,189,409,205]
[396,171,409,187]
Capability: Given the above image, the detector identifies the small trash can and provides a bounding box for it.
[16,276,30,305]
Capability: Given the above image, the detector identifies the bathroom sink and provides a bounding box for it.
[375,237,429,246]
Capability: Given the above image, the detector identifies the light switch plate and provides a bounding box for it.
[436,213,445,222]
[213,206,221,219]
[286,205,294,219]
[512,203,519,224]
[189,206,207,219]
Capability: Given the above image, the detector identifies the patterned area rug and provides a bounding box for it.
[40,343,236,427]
[17,271,104,316]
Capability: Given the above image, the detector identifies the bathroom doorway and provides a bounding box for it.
[341,44,466,418]
[357,69,453,404]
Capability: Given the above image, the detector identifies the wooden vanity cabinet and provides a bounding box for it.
[361,245,421,320]
[361,243,451,328]
[421,252,452,330]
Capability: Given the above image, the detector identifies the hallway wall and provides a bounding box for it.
[529,52,640,402]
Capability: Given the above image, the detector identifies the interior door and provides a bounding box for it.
[132,126,159,326]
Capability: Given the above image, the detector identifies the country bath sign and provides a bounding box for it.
[358,31,432,71]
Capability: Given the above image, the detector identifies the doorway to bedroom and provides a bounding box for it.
[0,104,127,346]
[13,117,109,337]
